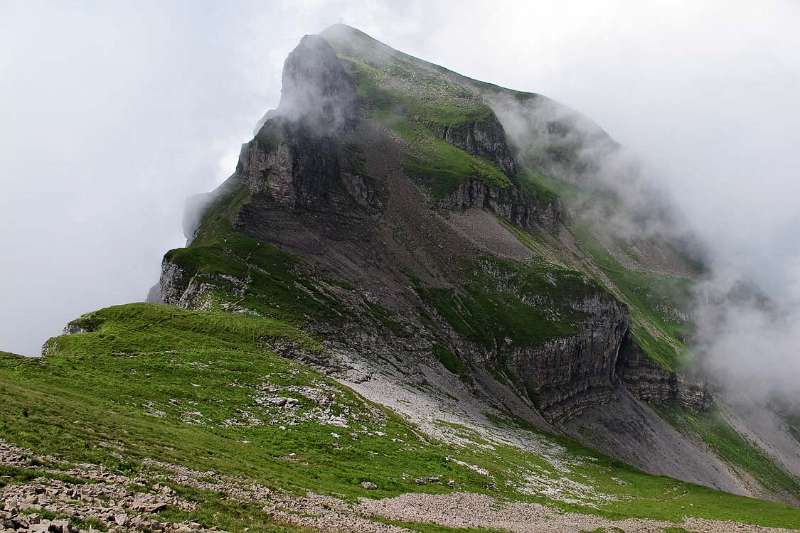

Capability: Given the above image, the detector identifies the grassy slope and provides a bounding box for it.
[165,232,342,324]
[1,304,800,529]
[572,224,692,371]
[327,32,555,204]
[415,256,597,348]
[349,60,511,199]
[661,407,800,497]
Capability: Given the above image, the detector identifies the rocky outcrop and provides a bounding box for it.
[442,179,561,231]
[278,34,357,132]
[158,260,216,311]
[500,294,629,423]
[429,114,518,176]
[159,261,192,306]
[238,119,344,209]
[616,334,712,411]
[454,291,711,423]
[233,34,382,213]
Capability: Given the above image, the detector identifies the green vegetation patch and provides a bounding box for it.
[417,256,600,347]
[573,225,692,370]
[0,304,503,501]
[431,343,466,376]
[344,58,513,199]
[157,484,306,532]
[661,407,800,496]
[398,123,512,199]
[345,55,490,129]
[165,232,342,324]
[191,176,251,246]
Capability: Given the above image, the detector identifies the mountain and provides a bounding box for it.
[1,24,799,532]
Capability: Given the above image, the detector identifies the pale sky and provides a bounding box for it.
[1,0,799,356]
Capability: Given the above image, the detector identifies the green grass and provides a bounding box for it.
[416,256,599,348]
[336,41,568,205]
[0,304,507,500]
[345,55,490,128]
[343,57,515,200]
[156,484,310,532]
[516,167,570,205]
[340,53,565,207]
[572,225,692,370]
[2,303,800,528]
[662,407,800,496]
[191,175,251,246]
[398,123,512,199]
[431,343,466,376]
[165,232,342,324]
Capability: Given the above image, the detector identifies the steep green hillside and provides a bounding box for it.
[572,225,694,370]
[2,304,800,529]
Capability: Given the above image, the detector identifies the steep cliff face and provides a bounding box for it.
[236,35,359,211]
[442,179,561,231]
[504,293,629,423]
[617,334,713,411]
[428,113,518,177]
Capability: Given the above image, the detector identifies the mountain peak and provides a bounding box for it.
[277,32,357,131]
[3,26,796,533]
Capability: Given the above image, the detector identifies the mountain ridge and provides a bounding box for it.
[160,24,800,501]
[0,24,798,532]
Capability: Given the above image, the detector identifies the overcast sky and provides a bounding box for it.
[1,0,799,355]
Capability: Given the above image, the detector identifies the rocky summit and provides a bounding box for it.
[2,24,800,532]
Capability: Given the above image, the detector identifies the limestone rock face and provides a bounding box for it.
[617,337,713,411]
[442,178,561,231]
[278,34,357,132]
[430,114,518,177]
[233,35,364,211]
[502,293,629,423]
[238,121,343,209]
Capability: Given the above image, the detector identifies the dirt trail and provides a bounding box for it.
[359,492,795,532]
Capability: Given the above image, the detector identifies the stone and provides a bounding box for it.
[50,519,71,532]
[29,520,50,533]
[132,494,167,513]
[441,178,561,231]
[360,481,377,490]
